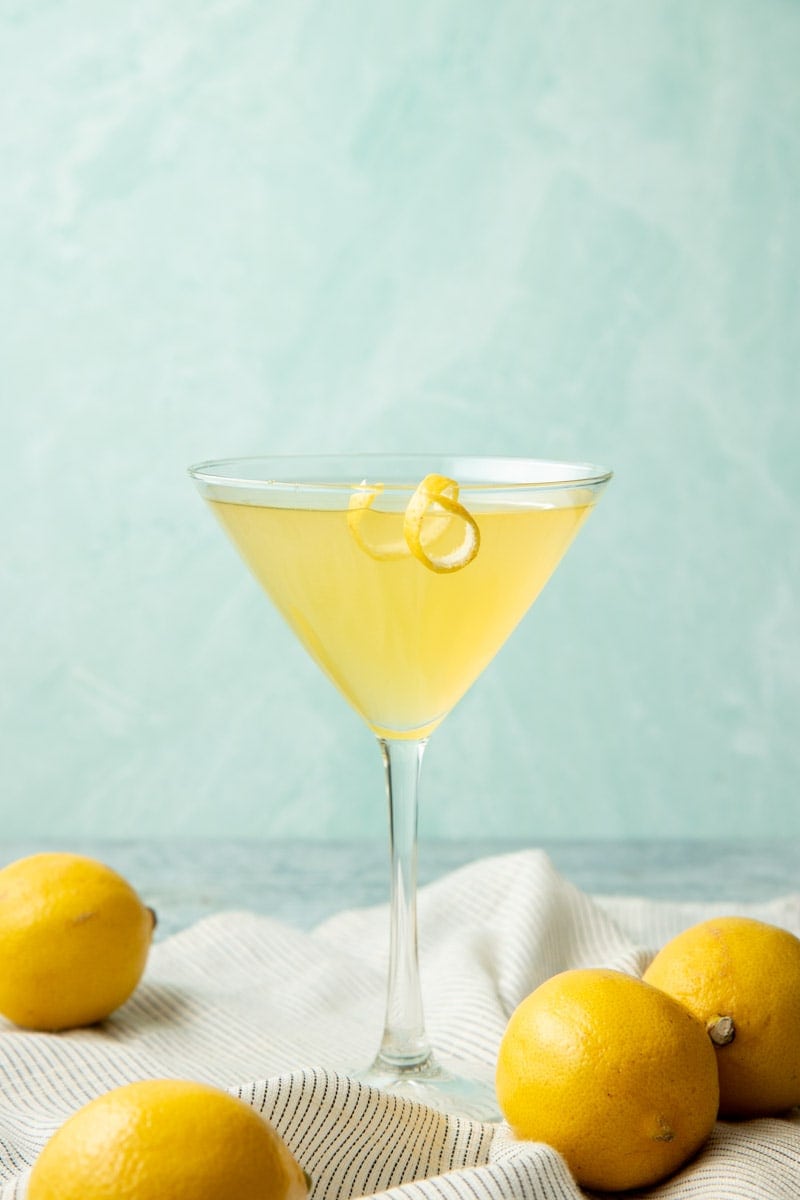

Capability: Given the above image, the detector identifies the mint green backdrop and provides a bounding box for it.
[3,2,799,840]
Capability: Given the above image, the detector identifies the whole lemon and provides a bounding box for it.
[643,915,800,1118]
[27,1078,310,1200]
[495,968,719,1192]
[0,852,155,1030]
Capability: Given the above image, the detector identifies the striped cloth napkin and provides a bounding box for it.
[1,849,798,1199]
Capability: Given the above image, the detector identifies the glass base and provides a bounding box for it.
[354,1054,501,1122]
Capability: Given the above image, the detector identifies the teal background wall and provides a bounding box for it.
[3,1,799,841]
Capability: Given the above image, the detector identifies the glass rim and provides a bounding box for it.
[187,453,613,493]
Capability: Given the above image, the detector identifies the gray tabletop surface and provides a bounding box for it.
[1,839,796,940]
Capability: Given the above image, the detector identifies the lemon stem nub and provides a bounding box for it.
[652,1120,675,1143]
[707,1015,735,1046]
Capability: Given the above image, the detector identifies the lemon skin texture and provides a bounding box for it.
[0,852,155,1030]
[496,968,719,1192]
[644,915,800,1118]
[27,1078,310,1200]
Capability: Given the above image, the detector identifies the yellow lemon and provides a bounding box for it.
[27,1078,310,1200]
[495,968,719,1192]
[0,852,155,1030]
[643,915,800,1117]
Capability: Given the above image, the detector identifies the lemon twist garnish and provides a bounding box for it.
[404,473,480,573]
[347,481,409,560]
[348,474,480,572]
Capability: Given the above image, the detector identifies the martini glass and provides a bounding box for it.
[188,454,611,1119]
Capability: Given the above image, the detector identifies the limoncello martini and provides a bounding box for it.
[208,481,593,739]
[189,455,612,1119]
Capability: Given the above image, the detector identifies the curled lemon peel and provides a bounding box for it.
[404,474,480,573]
[347,482,409,560]
[348,474,480,573]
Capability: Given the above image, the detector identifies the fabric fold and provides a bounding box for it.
[0,849,798,1199]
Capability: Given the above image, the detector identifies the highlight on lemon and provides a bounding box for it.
[0,852,155,1031]
[495,967,719,1193]
[643,914,800,1118]
[26,1078,310,1200]
[347,474,480,573]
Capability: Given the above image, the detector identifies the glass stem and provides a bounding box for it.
[374,736,432,1072]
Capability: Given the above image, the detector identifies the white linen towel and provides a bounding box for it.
[0,849,798,1199]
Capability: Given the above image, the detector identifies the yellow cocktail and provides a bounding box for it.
[189,455,612,1117]
[209,492,593,739]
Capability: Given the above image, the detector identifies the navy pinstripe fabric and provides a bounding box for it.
[1,850,798,1197]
